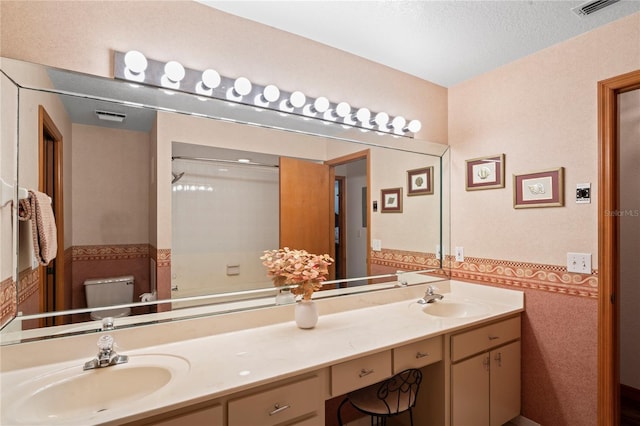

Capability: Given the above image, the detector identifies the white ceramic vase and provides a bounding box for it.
[294,300,318,329]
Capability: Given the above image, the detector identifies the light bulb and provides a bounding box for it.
[391,116,406,130]
[313,97,330,113]
[201,69,221,89]
[164,61,185,83]
[373,112,389,128]
[234,77,252,96]
[123,50,147,82]
[196,69,221,96]
[405,119,422,133]
[354,108,371,123]
[335,102,351,118]
[289,91,306,108]
[263,85,280,103]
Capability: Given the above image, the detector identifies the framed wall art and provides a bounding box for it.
[465,154,505,191]
[513,167,564,208]
[407,166,434,196]
[381,187,403,213]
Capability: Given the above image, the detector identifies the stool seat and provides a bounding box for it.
[337,368,423,426]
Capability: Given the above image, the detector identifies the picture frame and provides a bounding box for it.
[513,167,564,208]
[381,187,403,213]
[465,154,505,191]
[407,167,434,196]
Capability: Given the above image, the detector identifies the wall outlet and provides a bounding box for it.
[455,246,464,262]
[567,252,591,273]
[372,239,382,251]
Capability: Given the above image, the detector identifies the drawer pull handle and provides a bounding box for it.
[269,403,291,416]
[359,368,374,378]
[488,335,500,341]
[416,351,430,359]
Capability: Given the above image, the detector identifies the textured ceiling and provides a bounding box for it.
[199,0,640,87]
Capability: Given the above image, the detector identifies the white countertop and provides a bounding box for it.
[0,280,524,426]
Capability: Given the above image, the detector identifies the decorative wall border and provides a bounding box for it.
[150,245,171,268]
[72,244,150,261]
[371,248,598,298]
[1,275,17,327]
[17,267,38,304]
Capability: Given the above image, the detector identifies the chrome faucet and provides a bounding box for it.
[83,335,129,370]
[417,285,444,304]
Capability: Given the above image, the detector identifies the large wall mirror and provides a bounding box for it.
[0,57,450,344]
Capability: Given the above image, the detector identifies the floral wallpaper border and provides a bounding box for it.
[371,248,598,298]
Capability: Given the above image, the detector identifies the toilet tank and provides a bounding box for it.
[84,275,134,308]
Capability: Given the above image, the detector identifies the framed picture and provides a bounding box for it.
[513,167,564,208]
[381,187,403,213]
[465,154,505,191]
[407,167,434,196]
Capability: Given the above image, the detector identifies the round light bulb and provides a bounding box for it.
[201,69,221,89]
[289,91,306,108]
[391,116,407,130]
[373,112,389,127]
[406,119,422,133]
[313,97,330,113]
[164,61,185,83]
[234,77,252,96]
[124,50,147,74]
[263,85,281,103]
[336,102,351,118]
[355,108,371,123]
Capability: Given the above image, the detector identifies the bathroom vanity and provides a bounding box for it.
[0,281,523,426]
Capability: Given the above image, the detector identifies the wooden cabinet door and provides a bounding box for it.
[279,157,334,269]
[451,352,490,426]
[490,341,521,426]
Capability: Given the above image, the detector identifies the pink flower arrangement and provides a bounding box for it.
[260,247,334,300]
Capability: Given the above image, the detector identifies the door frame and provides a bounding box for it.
[38,106,65,323]
[597,69,640,425]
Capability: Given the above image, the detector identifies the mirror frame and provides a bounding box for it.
[0,57,450,344]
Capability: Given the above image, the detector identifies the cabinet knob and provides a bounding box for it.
[269,403,291,416]
[488,335,500,341]
[415,351,430,359]
[359,368,374,378]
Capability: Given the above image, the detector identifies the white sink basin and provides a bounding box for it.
[3,354,190,425]
[422,300,490,318]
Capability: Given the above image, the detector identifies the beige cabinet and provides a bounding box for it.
[134,403,223,426]
[228,375,322,426]
[393,336,442,373]
[450,316,521,426]
[331,350,392,396]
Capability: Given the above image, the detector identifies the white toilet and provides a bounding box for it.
[84,275,135,320]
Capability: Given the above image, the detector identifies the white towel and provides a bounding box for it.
[18,190,57,265]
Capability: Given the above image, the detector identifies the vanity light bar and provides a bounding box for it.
[113,50,422,138]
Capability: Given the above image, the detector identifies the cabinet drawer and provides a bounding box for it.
[144,404,222,425]
[393,336,442,373]
[331,351,392,396]
[228,376,321,426]
[451,316,521,362]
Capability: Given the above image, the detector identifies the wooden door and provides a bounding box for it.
[279,157,334,278]
[490,341,521,426]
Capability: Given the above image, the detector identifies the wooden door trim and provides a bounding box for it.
[38,106,65,319]
[597,69,640,425]
[325,149,370,277]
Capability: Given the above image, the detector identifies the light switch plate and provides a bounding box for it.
[455,246,464,262]
[372,239,382,251]
[567,252,591,273]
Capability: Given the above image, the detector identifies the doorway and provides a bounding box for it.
[597,70,640,425]
[38,106,65,326]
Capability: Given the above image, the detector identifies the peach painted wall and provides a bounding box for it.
[71,124,149,245]
[619,89,640,391]
[449,12,640,426]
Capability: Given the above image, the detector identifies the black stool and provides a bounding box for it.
[337,368,423,426]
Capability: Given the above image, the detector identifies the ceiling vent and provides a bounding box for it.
[572,0,620,16]
[95,110,126,122]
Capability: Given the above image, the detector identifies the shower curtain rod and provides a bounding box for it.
[172,155,279,168]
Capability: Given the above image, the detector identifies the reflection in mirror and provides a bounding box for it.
[0,58,450,344]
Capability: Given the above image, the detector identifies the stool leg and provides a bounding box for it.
[408,407,414,426]
[337,398,350,426]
